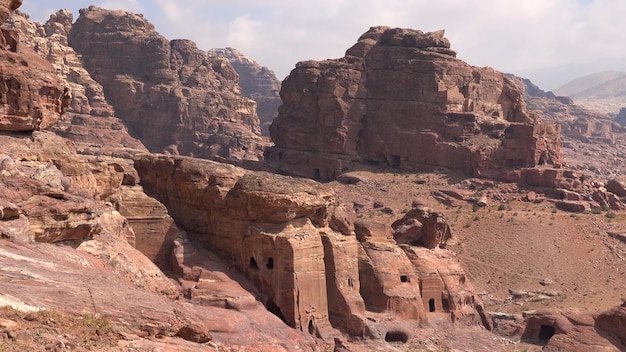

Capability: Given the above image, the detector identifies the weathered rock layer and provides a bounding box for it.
[68,6,264,160]
[134,153,489,341]
[209,47,281,136]
[267,27,563,180]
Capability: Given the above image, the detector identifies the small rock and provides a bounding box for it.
[539,279,552,286]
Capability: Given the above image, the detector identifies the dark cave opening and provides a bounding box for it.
[266,299,288,325]
[429,298,436,312]
[539,324,555,341]
[385,330,409,343]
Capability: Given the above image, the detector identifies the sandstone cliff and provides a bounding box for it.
[67,6,264,161]
[266,27,564,180]
[0,49,65,131]
[134,153,489,342]
[16,9,148,158]
[209,47,282,136]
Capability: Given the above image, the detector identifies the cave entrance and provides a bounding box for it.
[428,298,436,312]
[442,298,450,312]
[249,257,259,271]
[539,324,555,341]
[266,299,288,325]
[384,330,408,343]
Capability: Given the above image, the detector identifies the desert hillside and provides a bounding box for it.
[0,2,624,352]
[553,71,626,114]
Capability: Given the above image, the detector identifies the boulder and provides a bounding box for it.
[391,207,452,248]
[605,178,626,197]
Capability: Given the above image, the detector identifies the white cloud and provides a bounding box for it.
[19,0,626,88]
[97,0,143,13]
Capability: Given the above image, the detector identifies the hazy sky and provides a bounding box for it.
[20,0,626,89]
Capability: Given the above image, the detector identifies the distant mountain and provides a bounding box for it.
[553,71,626,97]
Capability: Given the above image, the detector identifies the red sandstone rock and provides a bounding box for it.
[17,10,148,158]
[391,207,452,249]
[605,178,626,197]
[68,6,264,160]
[135,154,491,342]
[596,301,626,349]
[522,308,622,351]
[267,26,563,180]
[0,45,65,131]
[209,47,282,136]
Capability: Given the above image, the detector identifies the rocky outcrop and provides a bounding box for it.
[521,308,623,351]
[134,153,489,342]
[391,207,452,249]
[68,6,264,160]
[596,300,626,349]
[615,107,626,126]
[209,47,281,136]
[0,1,22,52]
[266,27,563,180]
[0,28,65,130]
[17,9,148,158]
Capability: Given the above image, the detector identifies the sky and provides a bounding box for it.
[20,0,626,90]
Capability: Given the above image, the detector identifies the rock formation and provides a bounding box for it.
[134,153,489,341]
[266,27,563,180]
[16,9,148,158]
[68,6,265,160]
[0,15,65,130]
[209,47,282,136]
[520,307,625,351]
[615,107,626,126]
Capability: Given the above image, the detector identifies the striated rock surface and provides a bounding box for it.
[521,308,622,351]
[68,6,264,160]
[596,301,626,349]
[209,47,282,136]
[17,9,148,158]
[134,153,489,342]
[514,75,626,181]
[266,26,563,180]
[0,28,65,130]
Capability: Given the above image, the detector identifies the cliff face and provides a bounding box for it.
[266,27,563,180]
[0,3,65,131]
[209,47,282,136]
[16,9,148,158]
[134,153,489,340]
[68,6,264,160]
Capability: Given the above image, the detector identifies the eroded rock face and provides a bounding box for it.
[209,47,281,136]
[596,301,626,349]
[0,40,65,131]
[17,9,148,158]
[267,26,563,180]
[68,6,264,160]
[521,308,623,351]
[134,154,489,341]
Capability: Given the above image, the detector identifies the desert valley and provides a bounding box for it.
[0,1,625,351]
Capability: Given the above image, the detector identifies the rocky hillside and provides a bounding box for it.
[553,71,626,114]
[15,9,148,158]
[67,6,265,160]
[1,2,625,351]
[513,75,626,179]
[266,27,563,181]
[209,47,282,136]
